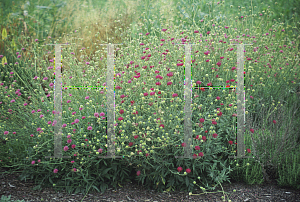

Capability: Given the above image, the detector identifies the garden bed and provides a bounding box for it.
[1,167,300,202]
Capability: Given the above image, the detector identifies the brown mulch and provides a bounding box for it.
[1,167,300,202]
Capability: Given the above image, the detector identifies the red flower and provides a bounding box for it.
[199,118,205,123]
[137,170,141,176]
[134,135,139,139]
[273,120,277,124]
[228,141,233,145]
[197,123,203,128]
[212,133,218,138]
[195,146,200,150]
[186,168,191,173]
[250,129,255,133]
[202,136,207,141]
[247,149,251,153]
[181,142,186,147]
[198,152,204,157]
[129,142,133,147]
[177,167,183,172]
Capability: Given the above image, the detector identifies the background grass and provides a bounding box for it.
[1,0,300,155]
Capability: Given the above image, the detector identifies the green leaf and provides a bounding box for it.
[185,176,189,187]
[32,184,41,191]
[164,185,173,192]
[161,176,165,185]
[91,185,100,193]
[2,27,7,40]
[49,177,53,184]
[141,176,145,184]
[177,176,183,182]
[1,56,7,67]
[75,187,80,194]
[11,38,16,51]
[166,178,175,187]
[100,183,108,193]
[211,161,217,170]
[102,167,112,175]
[209,172,214,179]
[104,173,113,180]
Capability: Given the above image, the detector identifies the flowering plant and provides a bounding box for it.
[0,0,299,196]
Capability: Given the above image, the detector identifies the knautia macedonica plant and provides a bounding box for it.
[0,0,299,200]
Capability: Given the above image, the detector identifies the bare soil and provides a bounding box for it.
[1,167,300,202]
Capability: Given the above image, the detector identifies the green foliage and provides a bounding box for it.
[276,151,300,190]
